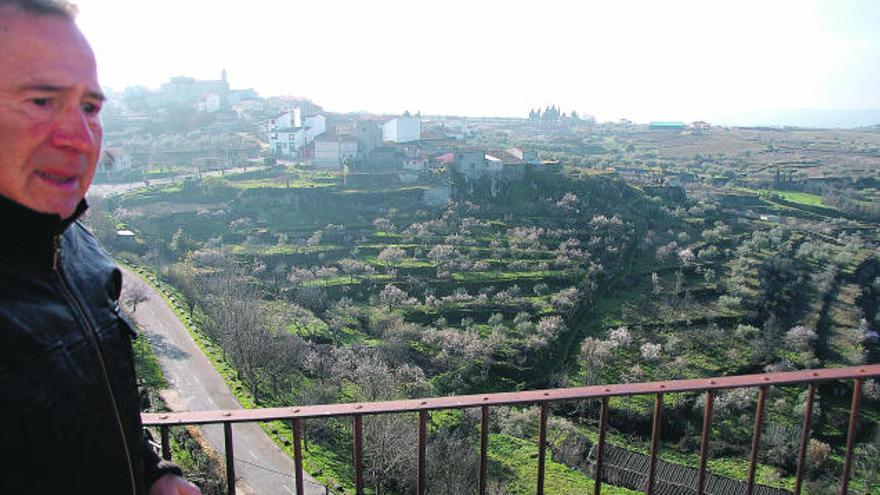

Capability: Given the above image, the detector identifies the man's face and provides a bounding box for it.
[0,9,103,219]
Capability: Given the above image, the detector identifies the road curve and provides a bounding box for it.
[121,267,325,495]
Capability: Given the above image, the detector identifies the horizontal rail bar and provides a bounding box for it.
[143,364,880,426]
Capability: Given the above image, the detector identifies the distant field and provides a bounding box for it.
[773,190,825,206]
[736,187,828,208]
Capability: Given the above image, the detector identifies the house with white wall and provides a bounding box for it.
[197,93,222,113]
[267,110,326,157]
[383,115,421,143]
[232,98,265,119]
[486,150,526,180]
[455,150,487,179]
[402,147,429,171]
[303,115,326,142]
[98,148,133,172]
[455,149,526,181]
[505,147,539,164]
[356,120,383,158]
[269,109,302,131]
[314,135,359,169]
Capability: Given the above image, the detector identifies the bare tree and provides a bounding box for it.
[122,278,150,314]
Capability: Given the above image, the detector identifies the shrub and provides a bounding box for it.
[785,326,817,352]
[379,284,416,308]
[640,342,662,361]
[718,295,742,312]
[806,439,831,472]
[608,326,632,348]
[656,241,678,262]
[550,287,579,314]
[377,246,406,263]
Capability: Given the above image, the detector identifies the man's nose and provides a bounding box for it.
[50,106,98,152]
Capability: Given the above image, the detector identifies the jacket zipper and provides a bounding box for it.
[52,234,59,271]
[53,234,138,495]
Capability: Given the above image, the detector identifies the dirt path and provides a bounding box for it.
[122,267,326,495]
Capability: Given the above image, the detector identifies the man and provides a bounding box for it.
[0,1,200,493]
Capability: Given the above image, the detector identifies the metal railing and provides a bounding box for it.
[143,363,880,495]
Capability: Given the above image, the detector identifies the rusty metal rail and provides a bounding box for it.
[143,364,880,495]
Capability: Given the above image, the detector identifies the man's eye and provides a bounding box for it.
[82,102,101,115]
[31,98,51,107]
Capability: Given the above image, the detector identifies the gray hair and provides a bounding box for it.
[0,0,78,19]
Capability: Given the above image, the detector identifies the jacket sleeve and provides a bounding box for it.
[142,430,185,489]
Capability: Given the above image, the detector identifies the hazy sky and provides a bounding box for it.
[74,0,880,122]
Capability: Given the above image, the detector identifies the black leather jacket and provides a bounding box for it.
[0,196,177,494]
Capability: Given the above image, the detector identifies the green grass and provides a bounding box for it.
[734,187,825,208]
[365,257,436,269]
[452,269,565,283]
[304,273,394,287]
[231,243,341,255]
[773,190,825,207]
[488,433,639,494]
[132,330,168,389]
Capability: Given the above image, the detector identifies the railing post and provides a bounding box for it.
[418,411,428,495]
[594,396,610,495]
[537,402,549,495]
[224,422,236,495]
[353,414,364,495]
[746,386,768,495]
[696,390,714,495]
[292,418,305,495]
[646,393,664,495]
[840,379,863,495]
[794,384,815,495]
[160,425,171,461]
[479,405,489,495]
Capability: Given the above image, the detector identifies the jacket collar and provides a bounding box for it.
[0,195,88,268]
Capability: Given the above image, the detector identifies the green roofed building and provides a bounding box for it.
[649,121,686,130]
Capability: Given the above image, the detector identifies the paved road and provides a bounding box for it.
[122,267,325,495]
[89,165,266,198]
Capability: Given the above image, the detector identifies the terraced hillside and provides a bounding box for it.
[89,161,879,493]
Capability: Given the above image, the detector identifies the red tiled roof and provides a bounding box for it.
[434,152,455,164]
